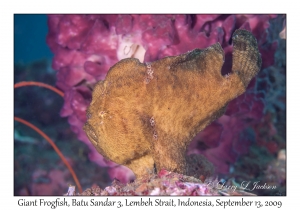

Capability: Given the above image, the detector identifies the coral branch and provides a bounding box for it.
[14,116,82,193]
[14,81,64,97]
[14,81,81,192]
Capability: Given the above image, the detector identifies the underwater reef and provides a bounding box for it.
[14,14,286,195]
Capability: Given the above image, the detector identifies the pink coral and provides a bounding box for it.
[46,14,278,181]
[77,170,255,196]
[18,168,71,196]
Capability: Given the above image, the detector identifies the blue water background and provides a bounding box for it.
[14,14,53,64]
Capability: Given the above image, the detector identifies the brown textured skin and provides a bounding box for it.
[83,29,262,179]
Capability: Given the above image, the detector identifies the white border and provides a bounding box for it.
[2,0,296,209]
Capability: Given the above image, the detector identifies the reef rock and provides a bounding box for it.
[83,29,262,179]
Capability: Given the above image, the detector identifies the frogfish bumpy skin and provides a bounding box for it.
[83,29,262,179]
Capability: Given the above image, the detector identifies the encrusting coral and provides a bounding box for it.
[71,169,256,196]
[83,29,262,179]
